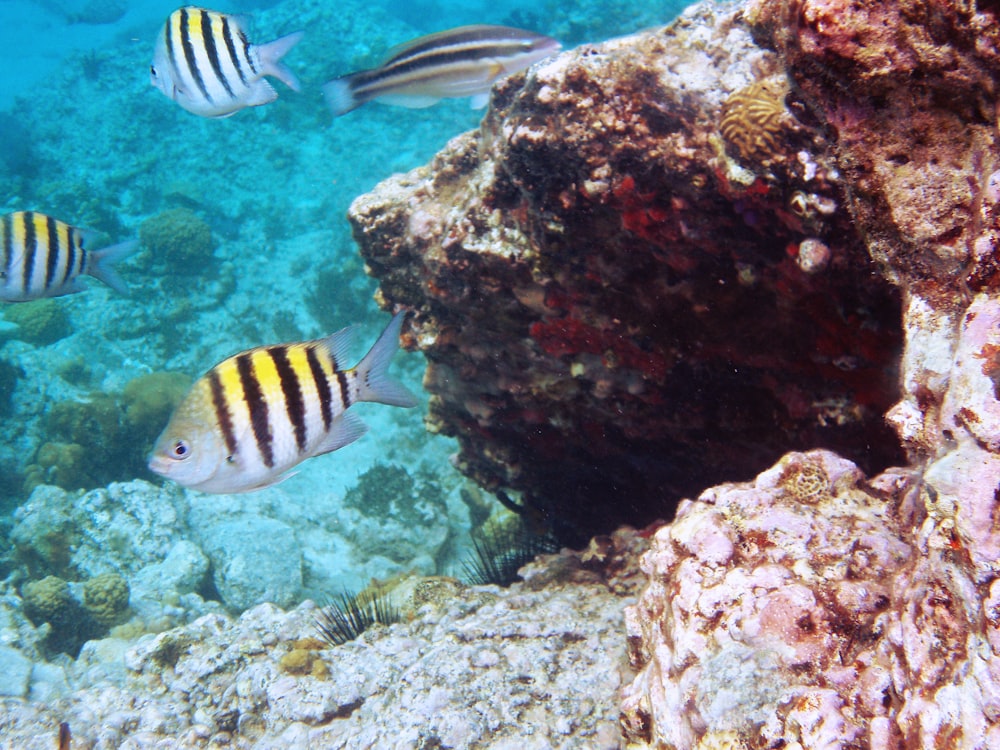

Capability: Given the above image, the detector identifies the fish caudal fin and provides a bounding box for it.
[353,312,418,407]
[88,238,139,295]
[322,76,363,117]
[258,31,304,91]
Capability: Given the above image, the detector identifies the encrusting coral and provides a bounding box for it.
[621,450,999,748]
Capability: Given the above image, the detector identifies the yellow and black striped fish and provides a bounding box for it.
[150,6,303,118]
[148,312,417,494]
[0,211,137,302]
[323,24,561,117]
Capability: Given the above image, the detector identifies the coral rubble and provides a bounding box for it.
[349,2,904,544]
[0,530,645,747]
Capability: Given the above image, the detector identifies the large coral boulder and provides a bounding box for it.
[349,3,903,543]
[616,0,1000,747]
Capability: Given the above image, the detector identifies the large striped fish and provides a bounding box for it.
[323,24,561,117]
[148,312,417,494]
[0,211,137,302]
[150,6,303,118]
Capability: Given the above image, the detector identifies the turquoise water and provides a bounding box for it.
[0,0,689,666]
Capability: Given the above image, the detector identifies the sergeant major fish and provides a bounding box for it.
[148,312,417,494]
[323,24,561,117]
[0,211,137,302]
[150,6,303,118]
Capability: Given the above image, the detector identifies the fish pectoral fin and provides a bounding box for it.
[171,82,192,102]
[315,412,368,456]
[245,470,298,492]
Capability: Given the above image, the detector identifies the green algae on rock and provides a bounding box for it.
[138,208,216,273]
[2,299,71,346]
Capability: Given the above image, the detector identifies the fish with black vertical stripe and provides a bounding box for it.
[148,312,418,493]
[150,6,303,118]
[0,211,137,302]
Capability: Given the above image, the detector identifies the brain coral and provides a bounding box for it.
[138,208,216,273]
[121,371,192,449]
[2,299,71,346]
[22,575,73,626]
[82,571,130,627]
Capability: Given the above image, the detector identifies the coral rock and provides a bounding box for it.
[620,450,1000,749]
[349,3,904,543]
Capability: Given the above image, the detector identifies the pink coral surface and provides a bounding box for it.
[621,451,1000,748]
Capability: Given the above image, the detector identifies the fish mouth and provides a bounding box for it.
[147,454,171,477]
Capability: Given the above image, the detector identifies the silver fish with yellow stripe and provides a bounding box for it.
[0,211,137,302]
[150,6,303,118]
[148,312,417,494]
[323,24,561,117]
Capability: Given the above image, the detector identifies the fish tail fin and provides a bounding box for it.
[322,76,363,117]
[88,238,139,295]
[353,312,418,408]
[259,31,304,91]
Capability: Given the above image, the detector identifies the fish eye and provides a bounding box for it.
[171,440,191,460]
[150,65,158,78]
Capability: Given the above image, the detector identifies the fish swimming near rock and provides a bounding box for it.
[0,211,137,302]
[150,6,303,118]
[323,24,561,117]
[149,312,418,494]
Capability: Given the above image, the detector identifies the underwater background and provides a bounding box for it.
[0,0,687,587]
[0,0,689,733]
[5,0,1000,748]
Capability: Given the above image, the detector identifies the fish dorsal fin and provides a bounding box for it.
[380,24,493,65]
[315,411,368,456]
[226,13,251,36]
[316,325,359,370]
